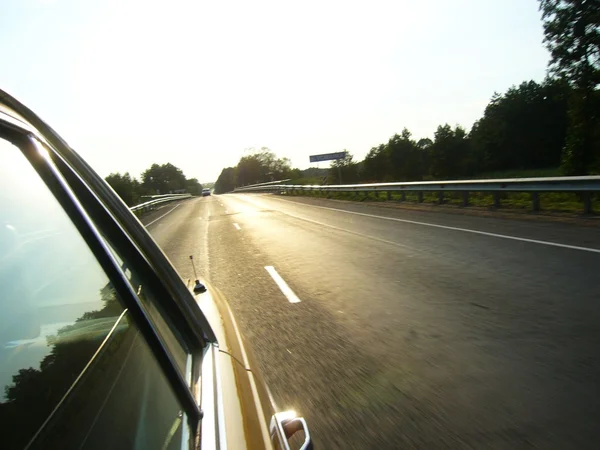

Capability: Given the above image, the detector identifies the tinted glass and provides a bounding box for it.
[0,137,183,449]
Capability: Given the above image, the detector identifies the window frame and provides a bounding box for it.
[44,138,210,416]
[0,119,203,440]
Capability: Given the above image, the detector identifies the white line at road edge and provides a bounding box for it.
[265,266,301,303]
[144,204,181,227]
[264,196,600,255]
[233,223,241,230]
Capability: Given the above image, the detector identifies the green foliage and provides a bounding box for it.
[106,163,201,206]
[236,147,294,186]
[329,151,360,184]
[362,144,389,182]
[105,172,141,206]
[539,0,600,174]
[185,178,204,196]
[214,147,295,193]
[388,129,426,181]
[289,168,328,185]
[141,163,187,195]
[214,167,236,194]
[560,90,600,174]
[470,80,569,173]
[429,125,472,179]
[539,0,600,87]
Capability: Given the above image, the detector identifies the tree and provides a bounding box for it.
[214,167,236,194]
[416,138,433,150]
[185,178,203,196]
[236,147,293,186]
[429,125,471,179]
[141,163,187,194]
[329,151,359,184]
[539,0,600,174]
[362,144,390,182]
[105,172,141,206]
[386,128,425,181]
[469,79,569,173]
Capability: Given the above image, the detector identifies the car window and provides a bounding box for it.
[105,243,189,378]
[0,137,185,449]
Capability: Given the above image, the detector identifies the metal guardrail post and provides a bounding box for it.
[532,192,540,212]
[231,176,600,216]
[582,192,592,214]
[493,192,501,208]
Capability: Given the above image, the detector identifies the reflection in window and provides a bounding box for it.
[0,138,183,449]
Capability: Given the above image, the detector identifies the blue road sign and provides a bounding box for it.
[309,151,347,163]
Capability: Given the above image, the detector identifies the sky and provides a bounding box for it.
[0,0,549,183]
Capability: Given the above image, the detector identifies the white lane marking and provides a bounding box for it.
[264,266,301,303]
[267,197,600,254]
[144,204,181,227]
[233,223,241,230]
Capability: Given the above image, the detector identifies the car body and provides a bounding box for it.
[202,188,211,197]
[0,89,311,450]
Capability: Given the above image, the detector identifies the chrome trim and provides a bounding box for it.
[200,345,218,450]
[185,354,193,387]
[180,413,191,450]
[213,345,228,450]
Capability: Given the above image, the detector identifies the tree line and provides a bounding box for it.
[105,162,203,206]
[215,0,599,192]
[214,147,302,194]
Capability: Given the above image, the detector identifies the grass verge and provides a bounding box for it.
[285,190,600,215]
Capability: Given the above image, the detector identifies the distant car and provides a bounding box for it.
[202,188,211,196]
[0,89,311,450]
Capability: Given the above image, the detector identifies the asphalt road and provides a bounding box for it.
[144,194,600,449]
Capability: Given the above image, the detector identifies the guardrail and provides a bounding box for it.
[130,193,192,214]
[237,179,291,189]
[233,176,600,214]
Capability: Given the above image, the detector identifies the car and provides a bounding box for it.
[202,188,211,197]
[0,89,312,450]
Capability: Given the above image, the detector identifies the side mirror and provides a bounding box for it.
[270,410,313,450]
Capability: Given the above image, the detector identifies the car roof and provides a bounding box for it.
[0,102,38,134]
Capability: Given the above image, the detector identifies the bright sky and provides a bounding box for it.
[1,0,549,183]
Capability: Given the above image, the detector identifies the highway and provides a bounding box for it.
[144,194,600,449]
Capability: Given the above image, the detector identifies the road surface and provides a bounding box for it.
[143,194,600,449]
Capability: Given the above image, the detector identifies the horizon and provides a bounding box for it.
[0,0,549,182]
